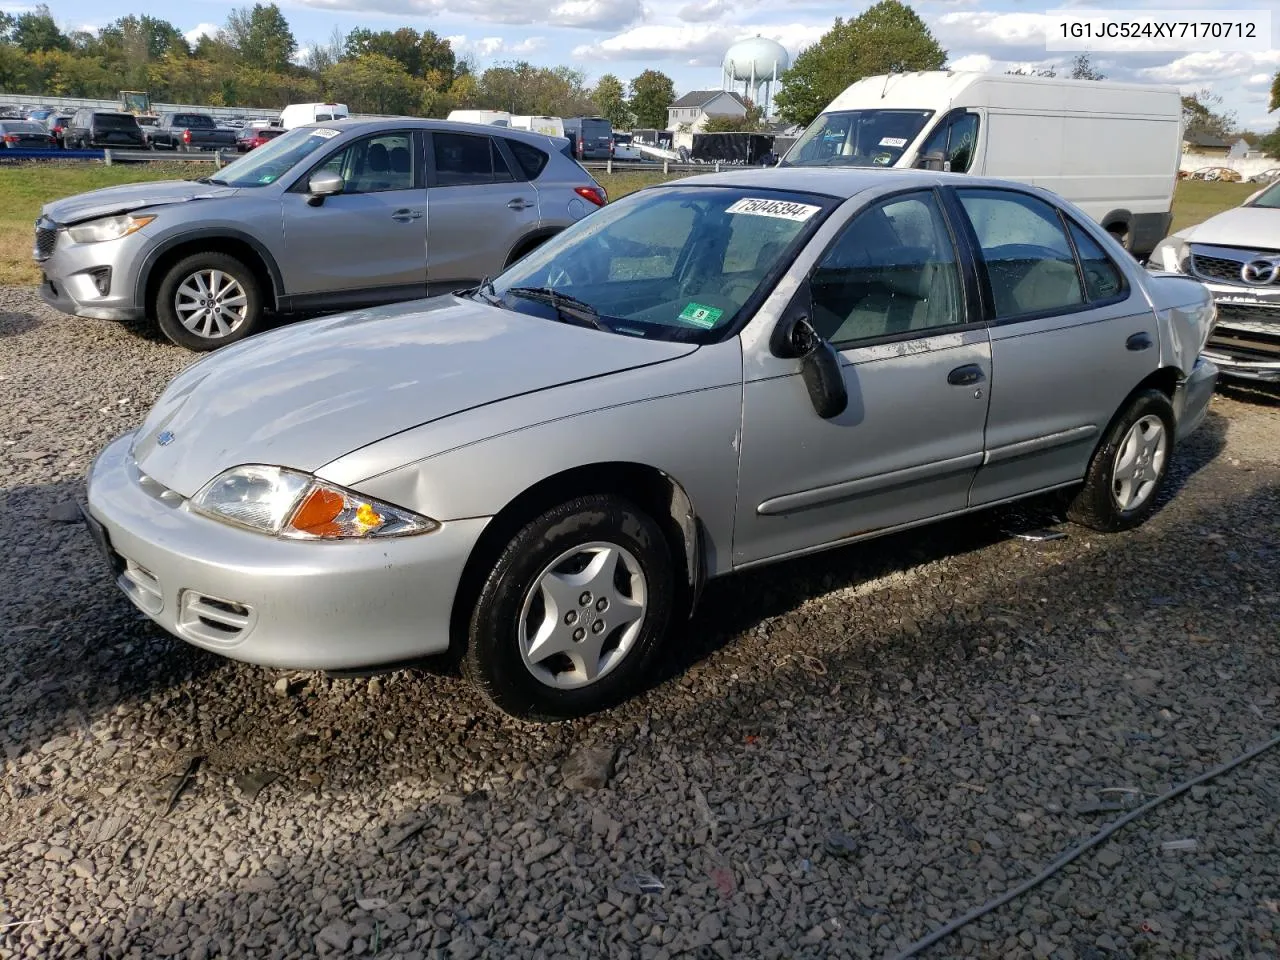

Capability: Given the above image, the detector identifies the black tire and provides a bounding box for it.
[154,252,263,351]
[464,494,675,720]
[1067,389,1175,533]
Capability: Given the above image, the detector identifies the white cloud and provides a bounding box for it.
[1244,72,1277,89]
[183,23,220,45]
[290,0,639,29]
[949,53,993,72]
[447,34,547,58]
[573,22,824,67]
[935,11,1052,49]
[1139,51,1280,86]
[677,0,733,22]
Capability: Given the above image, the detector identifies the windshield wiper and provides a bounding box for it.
[506,286,609,331]
[467,276,503,306]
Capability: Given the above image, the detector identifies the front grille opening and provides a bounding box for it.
[89,266,111,296]
[178,591,254,646]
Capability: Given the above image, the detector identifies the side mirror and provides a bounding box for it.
[915,150,947,172]
[306,170,344,206]
[772,313,848,419]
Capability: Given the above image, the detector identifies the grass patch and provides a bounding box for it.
[0,160,1256,287]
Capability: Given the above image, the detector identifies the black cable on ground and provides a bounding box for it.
[893,729,1280,959]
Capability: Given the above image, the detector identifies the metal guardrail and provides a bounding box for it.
[0,147,234,165]
[580,159,769,175]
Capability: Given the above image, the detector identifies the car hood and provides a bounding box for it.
[131,296,699,497]
[42,180,240,226]
[1179,205,1279,248]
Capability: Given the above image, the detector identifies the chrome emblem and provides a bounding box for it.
[156,430,175,447]
[1240,257,1280,286]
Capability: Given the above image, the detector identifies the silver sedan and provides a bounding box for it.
[85,168,1219,719]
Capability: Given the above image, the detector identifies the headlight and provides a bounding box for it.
[191,465,438,540]
[66,214,155,244]
[1153,236,1189,274]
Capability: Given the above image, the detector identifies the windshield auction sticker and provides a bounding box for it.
[679,303,723,328]
[879,137,908,148]
[725,198,821,221]
[313,128,341,139]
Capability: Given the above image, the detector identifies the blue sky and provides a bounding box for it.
[21,0,1280,130]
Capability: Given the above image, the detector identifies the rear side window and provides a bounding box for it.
[1067,220,1125,302]
[433,133,511,186]
[506,139,549,180]
[957,188,1084,320]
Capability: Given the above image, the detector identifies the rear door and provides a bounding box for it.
[951,186,1158,504]
[424,131,539,291]
[279,129,428,304]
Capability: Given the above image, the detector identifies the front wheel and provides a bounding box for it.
[464,494,675,720]
[154,252,263,351]
[1068,389,1175,532]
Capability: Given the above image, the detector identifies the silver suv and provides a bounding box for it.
[34,118,606,350]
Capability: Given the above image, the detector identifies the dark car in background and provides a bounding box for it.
[150,113,238,152]
[564,116,614,160]
[64,110,145,150]
[46,115,73,147]
[0,120,57,149]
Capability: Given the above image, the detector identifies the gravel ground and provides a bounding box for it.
[1,288,1278,960]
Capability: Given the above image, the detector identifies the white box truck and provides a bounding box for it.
[780,71,1183,260]
[446,110,512,127]
[509,115,565,138]
[278,102,349,129]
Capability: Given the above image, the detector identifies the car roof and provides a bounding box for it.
[297,116,571,146]
[659,166,1036,200]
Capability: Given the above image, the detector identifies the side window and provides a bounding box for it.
[1067,220,1125,302]
[433,133,507,186]
[917,112,978,173]
[810,190,964,344]
[507,139,549,180]
[958,189,1084,320]
[317,133,416,194]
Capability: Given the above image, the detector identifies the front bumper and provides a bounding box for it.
[1173,356,1218,441]
[1191,269,1280,383]
[84,432,490,670]
[35,222,149,322]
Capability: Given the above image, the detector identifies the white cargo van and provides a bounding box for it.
[446,110,512,127]
[509,115,565,138]
[781,71,1183,260]
[278,102,349,130]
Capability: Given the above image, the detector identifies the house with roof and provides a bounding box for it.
[1182,132,1232,156]
[667,90,749,132]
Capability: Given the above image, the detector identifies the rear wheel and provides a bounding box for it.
[1068,389,1174,532]
[154,252,263,351]
[464,494,674,720]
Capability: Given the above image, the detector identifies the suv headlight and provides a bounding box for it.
[1152,236,1189,274]
[66,214,155,244]
[191,465,438,540]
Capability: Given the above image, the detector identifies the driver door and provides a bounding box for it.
[733,189,992,566]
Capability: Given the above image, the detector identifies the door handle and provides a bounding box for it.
[947,363,986,386]
[507,198,534,211]
[391,209,422,222]
[1126,332,1153,351]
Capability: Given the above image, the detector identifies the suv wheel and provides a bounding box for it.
[464,494,675,719]
[154,252,263,351]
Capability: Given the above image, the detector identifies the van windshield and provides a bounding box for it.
[781,109,934,167]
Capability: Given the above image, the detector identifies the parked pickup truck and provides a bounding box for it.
[150,113,238,152]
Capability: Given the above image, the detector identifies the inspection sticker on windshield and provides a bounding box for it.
[312,128,340,139]
[725,198,821,222]
[879,136,908,148]
[679,303,723,328]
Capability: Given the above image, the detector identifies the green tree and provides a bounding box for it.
[1258,125,1280,159]
[12,4,70,53]
[223,3,296,73]
[774,0,947,127]
[592,74,631,127]
[478,61,593,116]
[1069,52,1105,80]
[99,15,188,61]
[628,69,675,128]
[344,27,455,83]
[1182,89,1237,141]
[1006,66,1056,78]
[1270,69,1279,112]
[323,52,420,114]
[703,101,765,132]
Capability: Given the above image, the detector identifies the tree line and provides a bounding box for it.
[0,3,680,125]
[0,0,1276,152]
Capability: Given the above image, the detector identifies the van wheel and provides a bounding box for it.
[1068,389,1174,533]
[154,252,263,351]
[464,494,674,720]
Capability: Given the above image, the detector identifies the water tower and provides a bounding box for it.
[722,36,790,119]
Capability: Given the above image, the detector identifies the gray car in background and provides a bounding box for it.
[85,169,1218,720]
[34,118,606,350]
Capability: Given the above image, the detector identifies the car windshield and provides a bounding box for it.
[1247,180,1280,208]
[782,109,934,167]
[490,185,834,343]
[94,114,138,129]
[212,126,341,187]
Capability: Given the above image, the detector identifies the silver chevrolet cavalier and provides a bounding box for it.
[85,169,1219,719]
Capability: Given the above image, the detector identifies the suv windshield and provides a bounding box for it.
[212,126,342,187]
[491,185,834,343]
[94,113,139,130]
[782,109,934,167]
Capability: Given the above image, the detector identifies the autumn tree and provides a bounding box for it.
[774,0,946,127]
[592,74,631,127]
[223,4,296,74]
[629,69,675,128]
